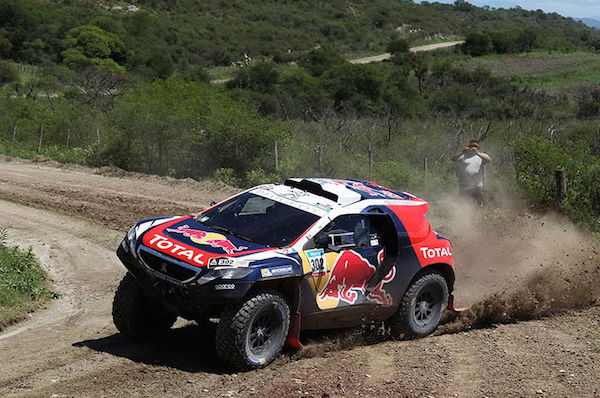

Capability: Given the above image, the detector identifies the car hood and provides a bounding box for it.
[138,216,273,267]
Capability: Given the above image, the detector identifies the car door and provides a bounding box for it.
[301,214,385,312]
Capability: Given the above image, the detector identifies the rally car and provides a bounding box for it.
[113,178,455,370]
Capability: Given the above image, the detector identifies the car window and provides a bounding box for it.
[309,215,372,251]
[198,192,319,247]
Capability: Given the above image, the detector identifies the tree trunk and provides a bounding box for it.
[38,122,44,154]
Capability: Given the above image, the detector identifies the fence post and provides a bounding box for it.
[66,127,71,150]
[274,140,279,172]
[37,121,44,154]
[424,157,428,176]
[12,119,18,141]
[96,127,100,145]
[315,143,323,175]
[555,168,566,201]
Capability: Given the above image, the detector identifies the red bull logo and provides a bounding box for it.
[317,251,376,305]
[166,225,248,255]
[367,267,396,306]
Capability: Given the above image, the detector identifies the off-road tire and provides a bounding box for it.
[389,270,448,338]
[112,273,177,340]
[216,291,290,371]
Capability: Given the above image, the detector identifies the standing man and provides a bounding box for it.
[451,139,492,205]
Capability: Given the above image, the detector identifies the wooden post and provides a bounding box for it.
[555,168,566,201]
[315,143,323,175]
[368,140,373,179]
[424,157,428,176]
[96,127,100,145]
[274,140,279,172]
[37,121,44,153]
[11,119,18,141]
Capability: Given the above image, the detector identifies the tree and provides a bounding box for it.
[517,27,538,52]
[321,63,382,114]
[462,32,493,56]
[298,44,346,77]
[407,53,429,95]
[61,25,125,73]
[0,61,18,85]
[227,63,279,94]
[386,38,410,56]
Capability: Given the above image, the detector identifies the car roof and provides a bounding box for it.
[251,178,418,216]
[284,178,415,204]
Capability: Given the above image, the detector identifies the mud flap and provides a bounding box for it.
[447,294,468,313]
[285,312,303,349]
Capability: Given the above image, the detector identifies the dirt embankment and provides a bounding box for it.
[0,158,599,397]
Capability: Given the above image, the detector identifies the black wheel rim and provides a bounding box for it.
[248,307,280,356]
[413,288,438,327]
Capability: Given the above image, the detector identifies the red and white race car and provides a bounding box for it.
[113,178,456,370]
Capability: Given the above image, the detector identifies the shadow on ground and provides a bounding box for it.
[73,322,233,374]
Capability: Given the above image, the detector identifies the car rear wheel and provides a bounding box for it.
[112,273,177,340]
[216,290,290,371]
[389,270,448,338]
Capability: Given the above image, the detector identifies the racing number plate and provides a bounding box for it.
[307,249,326,278]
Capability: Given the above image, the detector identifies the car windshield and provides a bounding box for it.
[197,192,320,247]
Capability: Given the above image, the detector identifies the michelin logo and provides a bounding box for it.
[261,265,293,278]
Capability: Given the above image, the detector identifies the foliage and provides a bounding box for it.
[512,132,600,230]
[298,44,346,77]
[0,233,55,329]
[463,32,493,57]
[0,60,18,85]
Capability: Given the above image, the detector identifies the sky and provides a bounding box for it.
[420,1,600,20]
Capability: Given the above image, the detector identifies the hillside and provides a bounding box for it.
[578,17,600,30]
[0,0,598,75]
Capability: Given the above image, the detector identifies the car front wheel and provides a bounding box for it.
[389,270,448,338]
[216,290,290,371]
[112,273,177,340]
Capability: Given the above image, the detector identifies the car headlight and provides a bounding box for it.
[196,267,255,285]
[126,226,138,257]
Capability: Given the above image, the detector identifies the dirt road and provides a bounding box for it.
[0,158,599,397]
[350,41,464,65]
[212,41,464,83]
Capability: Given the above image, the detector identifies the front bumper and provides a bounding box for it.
[117,242,255,315]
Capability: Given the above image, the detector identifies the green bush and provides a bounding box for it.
[462,31,493,56]
[0,231,56,329]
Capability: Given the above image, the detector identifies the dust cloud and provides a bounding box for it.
[431,195,600,333]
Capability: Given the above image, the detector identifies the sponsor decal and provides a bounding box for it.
[260,265,293,278]
[146,234,205,265]
[419,246,452,259]
[317,251,376,305]
[166,225,248,255]
[208,257,235,267]
[367,267,396,306]
[306,249,326,278]
[275,247,297,255]
[370,233,380,247]
[215,283,236,291]
[345,180,404,199]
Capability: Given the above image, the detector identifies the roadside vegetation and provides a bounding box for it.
[0,228,56,330]
[0,0,599,234]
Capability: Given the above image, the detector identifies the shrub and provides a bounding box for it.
[462,31,493,56]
